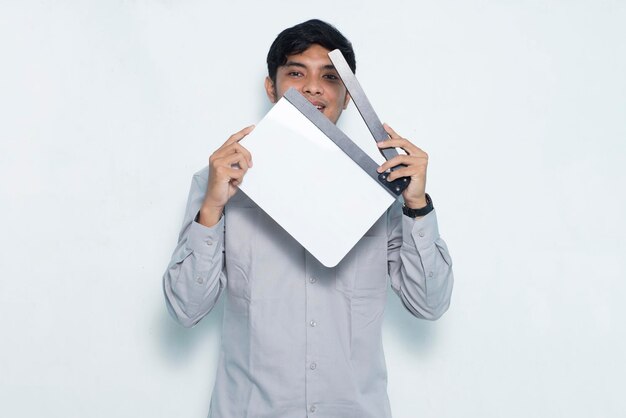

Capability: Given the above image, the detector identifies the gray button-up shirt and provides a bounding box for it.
[163,167,454,418]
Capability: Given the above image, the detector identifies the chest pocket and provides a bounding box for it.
[223,193,304,301]
[336,235,388,297]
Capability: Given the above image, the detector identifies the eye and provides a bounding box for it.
[323,73,340,81]
[287,71,303,77]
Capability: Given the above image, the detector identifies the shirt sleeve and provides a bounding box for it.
[162,173,227,328]
[387,200,454,320]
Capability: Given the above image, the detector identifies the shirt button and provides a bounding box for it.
[196,276,203,284]
[418,230,425,238]
[206,240,213,246]
[309,320,317,327]
[310,362,317,370]
[309,277,317,284]
[428,271,434,278]
[310,405,317,413]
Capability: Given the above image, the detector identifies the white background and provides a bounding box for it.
[1,1,625,417]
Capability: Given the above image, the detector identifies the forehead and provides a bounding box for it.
[283,44,334,67]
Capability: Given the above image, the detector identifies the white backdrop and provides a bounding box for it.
[1,1,625,417]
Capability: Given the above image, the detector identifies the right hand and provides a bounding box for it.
[198,125,255,226]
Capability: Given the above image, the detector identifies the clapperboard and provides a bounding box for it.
[239,50,409,267]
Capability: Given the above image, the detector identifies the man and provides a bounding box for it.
[163,19,453,418]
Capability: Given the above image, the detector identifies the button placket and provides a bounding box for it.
[304,255,323,416]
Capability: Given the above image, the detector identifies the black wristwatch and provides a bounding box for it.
[402,193,434,218]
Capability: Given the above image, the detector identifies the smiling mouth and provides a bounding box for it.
[308,101,326,112]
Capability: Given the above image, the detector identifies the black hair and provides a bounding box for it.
[266,19,356,84]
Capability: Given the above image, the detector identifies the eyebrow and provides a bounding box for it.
[283,61,337,71]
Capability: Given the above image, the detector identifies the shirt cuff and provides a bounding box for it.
[402,209,440,251]
[186,214,224,258]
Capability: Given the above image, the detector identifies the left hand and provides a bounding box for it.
[376,123,429,208]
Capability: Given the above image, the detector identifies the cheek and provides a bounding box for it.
[332,95,347,111]
[328,87,347,105]
[277,80,303,98]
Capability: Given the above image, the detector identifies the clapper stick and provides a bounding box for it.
[283,88,406,197]
[328,49,410,194]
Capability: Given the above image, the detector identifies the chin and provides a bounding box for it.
[324,111,339,124]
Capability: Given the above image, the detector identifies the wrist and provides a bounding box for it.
[404,195,427,209]
[402,193,434,218]
[198,204,224,227]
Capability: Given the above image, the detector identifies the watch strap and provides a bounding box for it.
[402,193,434,218]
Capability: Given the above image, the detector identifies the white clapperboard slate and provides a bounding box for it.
[239,49,410,267]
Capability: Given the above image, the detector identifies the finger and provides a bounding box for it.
[386,166,423,181]
[231,157,250,172]
[228,166,247,179]
[222,124,255,148]
[376,155,420,172]
[211,155,248,182]
[231,142,253,168]
[377,138,422,156]
[212,142,253,165]
[383,123,401,139]
[230,174,248,188]
[221,166,248,182]
[219,152,250,169]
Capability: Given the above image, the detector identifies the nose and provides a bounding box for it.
[302,76,323,96]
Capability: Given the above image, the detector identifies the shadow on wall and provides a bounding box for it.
[153,284,441,364]
[154,296,226,365]
[383,290,440,356]
[152,88,267,363]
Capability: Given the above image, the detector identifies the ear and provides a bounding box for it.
[342,92,351,110]
[265,76,277,103]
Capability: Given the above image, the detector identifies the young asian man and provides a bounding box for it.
[163,19,454,418]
